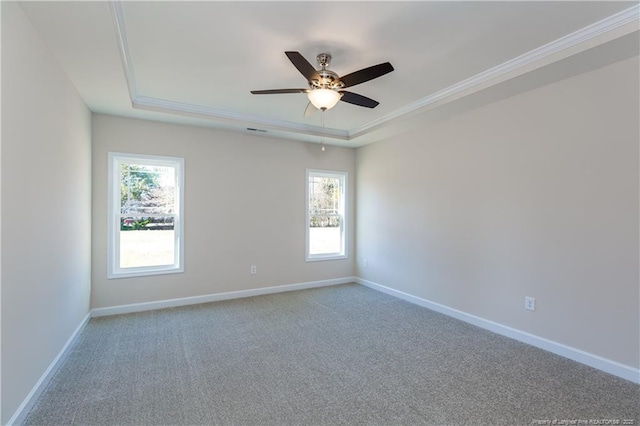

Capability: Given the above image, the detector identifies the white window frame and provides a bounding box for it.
[107,152,184,279]
[306,169,348,262]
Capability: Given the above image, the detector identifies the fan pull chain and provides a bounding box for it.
[321,110,326,152]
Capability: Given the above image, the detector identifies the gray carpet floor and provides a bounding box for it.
[24,283,639,425]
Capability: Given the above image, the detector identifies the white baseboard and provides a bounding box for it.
[356,277,640,384]
[7,312,91,426]
[91,277,357,317]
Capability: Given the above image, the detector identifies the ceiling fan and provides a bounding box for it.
[251,51,394,115]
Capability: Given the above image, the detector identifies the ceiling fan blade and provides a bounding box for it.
[304,102,317,117]
[339,91,379,108]
[250,89,308,95]
[285,51,321,83]
[339,62,394,88]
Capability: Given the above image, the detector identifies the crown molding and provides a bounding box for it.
[133,95,350,140]
[109,1,137,102]
[109,1,639,143]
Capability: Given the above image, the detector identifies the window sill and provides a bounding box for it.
[108,266,184,280]
[306,254,348,262]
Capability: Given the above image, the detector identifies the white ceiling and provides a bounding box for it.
[19,1,640,147]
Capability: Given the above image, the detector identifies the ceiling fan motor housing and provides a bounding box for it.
[310,69,342,90]
[311,53,343,90]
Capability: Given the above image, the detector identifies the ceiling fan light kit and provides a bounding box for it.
[307,88,342,110]
[251,51,394,114]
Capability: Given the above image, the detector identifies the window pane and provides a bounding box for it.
[309,176,340,215]
[309,215,341,255]
[120,164,176,215]
[119,217,175,268]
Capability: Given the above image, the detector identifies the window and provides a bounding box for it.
[306,169,347,261]
[108,152,184,278]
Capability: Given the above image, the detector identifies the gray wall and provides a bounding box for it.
[1,2,92,423]
[91,114,356,309]
[356,56,639,369]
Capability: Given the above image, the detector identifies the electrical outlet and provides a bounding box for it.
[363,258,368,268]
[250,265,257,274]
[524,296,535,311]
